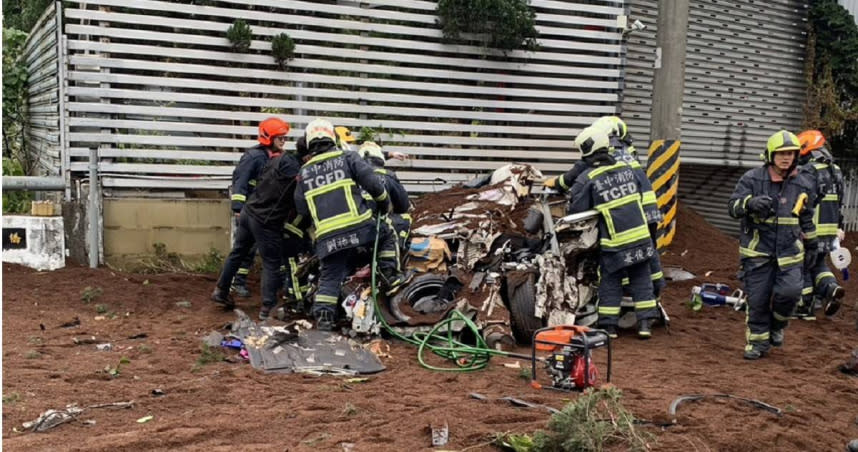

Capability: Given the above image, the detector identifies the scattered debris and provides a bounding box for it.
[840,349,858,376]
[366,339,391,359]
[136,415,154,424]
[340,442,355,452]
[467,393,559,414]
[23,407,83,432]
[151,389,165,397]
[201,331,224,348]
[430,421,449,446]
[95,343,113,352]
[663,266,695,281]
[73,336,98,345]
[59,317,80,328]
[220,338,243,350]
[21,401,134,432]
[344,377,370,383]
[175,301,192,308]
[669,394,782,424]
[502,361,521,369]
[128,333,148,340]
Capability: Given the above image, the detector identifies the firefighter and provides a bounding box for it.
[728,130,817,360]
[212,118,294,318]
[358,141,413,265]
[795,129,846,319]
[227,118,289,298]
[293,119,401,330]
[566,126,658,339]
[546,116,665,300]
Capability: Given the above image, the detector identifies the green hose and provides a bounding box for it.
[369,215,516,372]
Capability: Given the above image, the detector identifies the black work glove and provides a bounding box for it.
[375,198,390,217]
[746,195,774,217]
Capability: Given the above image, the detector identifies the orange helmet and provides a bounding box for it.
[258,118,291,146]
[797,130,826,156]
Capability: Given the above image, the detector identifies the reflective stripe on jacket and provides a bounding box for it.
[294,146,388,257]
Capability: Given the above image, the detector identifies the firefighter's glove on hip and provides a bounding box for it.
[543,177,558,189]
[747,195,774,218]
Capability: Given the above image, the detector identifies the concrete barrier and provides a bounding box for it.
[2,215,66,271]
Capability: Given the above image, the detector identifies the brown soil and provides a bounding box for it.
[4,207,858,451]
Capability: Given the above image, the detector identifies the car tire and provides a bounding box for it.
[508,274,544,343]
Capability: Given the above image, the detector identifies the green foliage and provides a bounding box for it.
[804,0,858,158]
[192,345,225,372]
[3,392,21,404]
[271,33,296,69]
[191,247,224,273]
[105,357,131,378]
[3,28,31,176]
[2,0,53,32]
[495,432,535,451]
[530,387,652,452]
[2,156,32,213]
[436,0,539,53]
[226,19,253,52]
[95,303,109,314]
[80,286,103,304]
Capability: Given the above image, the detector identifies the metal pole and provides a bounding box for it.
[88,148,99,268]
[2,176,65,190]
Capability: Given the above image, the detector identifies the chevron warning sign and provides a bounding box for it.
[646,140,680,249]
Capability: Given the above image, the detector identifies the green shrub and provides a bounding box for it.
[271,32,295,69]
[226,19,252,52]
[436,0,539,53]
[531,387,653,452]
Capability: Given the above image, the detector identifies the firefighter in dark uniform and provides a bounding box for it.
[211,118,297,319]
[728,130,817,360]
[358,141,413,257]
[795,129,846,319]
[293,119,395,330]
[228,118,289,297]
[566,126,658,339]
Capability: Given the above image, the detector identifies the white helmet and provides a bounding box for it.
[575,126,610,157]
[305,118,336,147]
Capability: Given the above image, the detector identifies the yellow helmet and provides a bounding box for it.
[575,126,610,157]
[592,116,628,139]
[358,141,385,161]
[763,130,800,163]
[334,126,356,146]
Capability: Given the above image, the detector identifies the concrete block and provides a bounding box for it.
[2,215,66,271]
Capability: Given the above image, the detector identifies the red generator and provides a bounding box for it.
[530,325,612,391]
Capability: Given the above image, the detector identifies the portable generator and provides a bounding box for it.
[530,325,611,391]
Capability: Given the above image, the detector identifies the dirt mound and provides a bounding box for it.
[661,203,741,282]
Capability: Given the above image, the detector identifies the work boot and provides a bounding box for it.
[230,283,251,298]
[383,269,415,296]
[825,287,845,317]
[770,329,784,347]
[258,305,273,321]
[314,308,336,332]
[743,342,770,360]
[210,287,235,309]
[637,319,652,340]
[794,302,816,321]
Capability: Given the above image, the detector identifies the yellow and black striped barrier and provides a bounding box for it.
[646,140,680,249]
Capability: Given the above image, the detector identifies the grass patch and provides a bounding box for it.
[24,350,41,359]
[499,387,654,452]
[192,345,225,372]
[95,303,109,314]
[3,392,21,404]
[137,344,153,354]
[80,286,103,303]
[26,336,43,346]
[519,367,532,380]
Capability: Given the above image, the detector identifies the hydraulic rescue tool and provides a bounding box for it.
[689,283,747,311]
[530,325,611,391]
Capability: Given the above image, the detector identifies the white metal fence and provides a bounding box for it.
[53,0,629,193]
